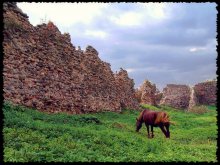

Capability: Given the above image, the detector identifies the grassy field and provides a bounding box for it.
[3,102,217,162]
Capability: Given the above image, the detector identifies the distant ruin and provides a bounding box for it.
[3,2,139,114]
[135,80,162,106]
[136,79,216,110]
[160,80,216,110]
[194,80,216,106]
[160,84,191,109]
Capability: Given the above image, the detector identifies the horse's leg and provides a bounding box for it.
[146,124,150,138]
[151,126,154,138]
[164,124,170,138]
[159,125,167,138]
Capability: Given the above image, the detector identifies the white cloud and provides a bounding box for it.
[189,39,216,53]
[189,47,207,52]
[109,3,168,27]
[84,30,108,39]
[17,2,107,27]
[126,68,136,73]
[110,12,143,26]
[141,2,167,19]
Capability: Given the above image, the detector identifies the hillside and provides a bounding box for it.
[3,102,217,162]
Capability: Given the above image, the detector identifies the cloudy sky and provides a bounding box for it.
[17,2,217,90]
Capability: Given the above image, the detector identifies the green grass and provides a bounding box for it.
[140,104,160,111]
[3,102,217,162]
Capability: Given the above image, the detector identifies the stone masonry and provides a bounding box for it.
[160,80,216,109]
[155,88,163,105]
[160,84,191,109]
[135,80,163,106]
[194,80,216,106]
[3,2,139,114]
[114,68,139,110]
[135,80,157,106]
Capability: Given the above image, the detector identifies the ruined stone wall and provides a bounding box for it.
[188,86,198,109]
[140,80,157,105]
[134,89,142,103]
[194,80,216,106]
[114,69,139,110]
[79,46,122,113]
[135,80,162,106]
[160,84,191,109]
[3,2,138,114]
[159,80,216,109]
[155,89,163,105]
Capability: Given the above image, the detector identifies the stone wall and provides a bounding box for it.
[135,80,162,106]
[160,84,191,109]
[134,89,142,103]
[139,80,156,105]
[160,80,216,109]
[194,80,216,106]
[114,68,139,110]
[155,89,163,105]
[188,86,198,109]
[3,2,138,114]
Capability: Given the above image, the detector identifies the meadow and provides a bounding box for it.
[3,102,217,162]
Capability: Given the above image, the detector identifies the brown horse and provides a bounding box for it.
[136,109,174,138]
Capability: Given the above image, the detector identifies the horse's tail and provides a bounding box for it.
[155,112,168,124]
[163,113,176,125]
[161,112,169,122]
[168,121,176,125]
[156,112,175,125]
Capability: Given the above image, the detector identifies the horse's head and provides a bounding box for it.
[136,118,142,132]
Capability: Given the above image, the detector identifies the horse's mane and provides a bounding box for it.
[154,112,170,124]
